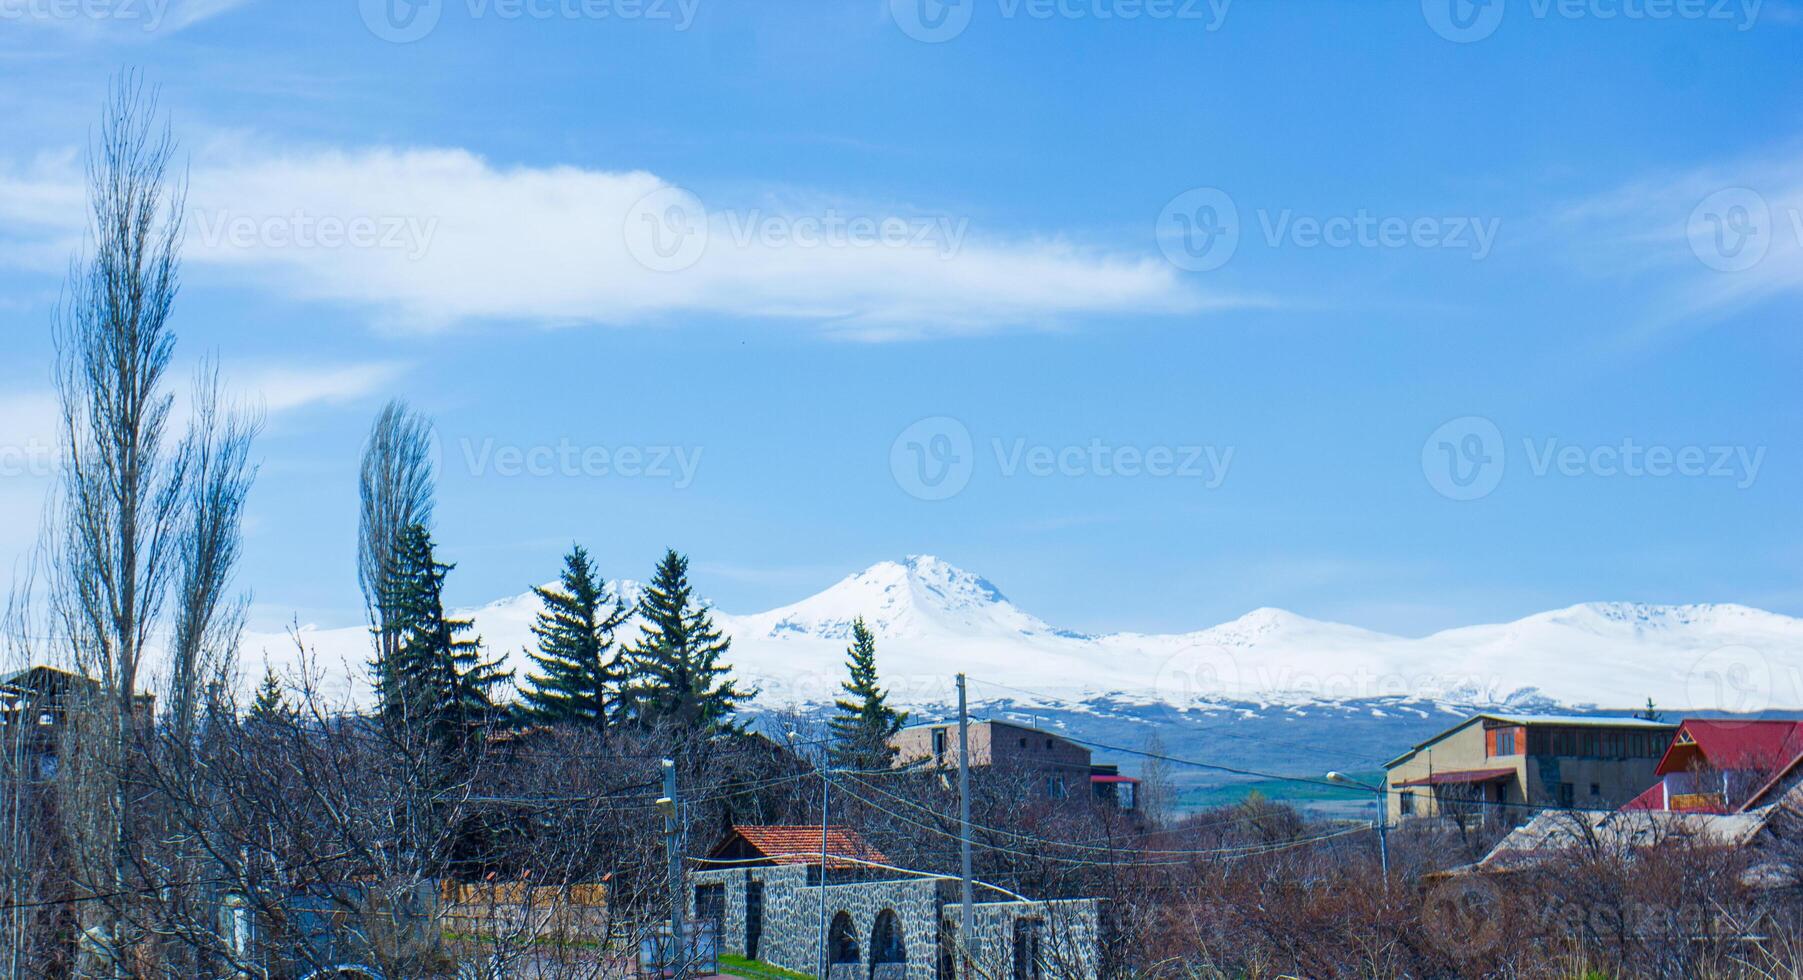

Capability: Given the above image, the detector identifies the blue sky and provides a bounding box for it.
[1,0,1799,637]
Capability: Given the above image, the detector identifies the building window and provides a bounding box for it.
[932,729,947,757]
[695,883,725,929]
[1045,738,1054,749]
[1558,783,1575,808]
[1019,737,1027,748]
[1493,729,1516,756]
[1590,783,1601,798]
[1047,775,1066,799]
[1399,791,1415,816]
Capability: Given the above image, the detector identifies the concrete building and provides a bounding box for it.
[691,826,1104,980]
[889,719,1136,811]
[1384,713,1676,828]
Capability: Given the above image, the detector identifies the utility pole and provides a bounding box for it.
[1326,771,1389,892]
[957,673,975,977]
[661,758,687,980]
[817,768,829,980]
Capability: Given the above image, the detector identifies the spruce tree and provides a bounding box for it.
[623,549,752,737]
[520,544,629,734]
[375,523,511,746]
[247,666,292,725]
[827,617,907,770]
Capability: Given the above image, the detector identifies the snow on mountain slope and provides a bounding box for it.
[729,556,1084,642]
[238,557,1803,713]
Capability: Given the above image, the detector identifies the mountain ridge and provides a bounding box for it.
[245,555,1803,714]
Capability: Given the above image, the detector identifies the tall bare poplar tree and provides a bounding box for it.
[50,76,189,976]
[358,400,436,684]
[165,364,261,748]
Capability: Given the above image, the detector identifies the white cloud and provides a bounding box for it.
[1,141,1218,338]
[235,361,404,414]
[1557,151,1803,327]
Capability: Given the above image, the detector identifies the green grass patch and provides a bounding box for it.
[719,953,816,980]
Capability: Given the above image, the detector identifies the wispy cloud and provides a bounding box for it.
[1,140,1219,339]
[1555,148,1803,335]
[235,361,405,415]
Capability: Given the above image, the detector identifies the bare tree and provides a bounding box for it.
[1138,732,1175,830]
[359,399,436,679]
[164,362,261,748]
[49,74,188,978]
[1,548,67,978]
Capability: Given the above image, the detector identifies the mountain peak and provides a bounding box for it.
[730,555,1082,643]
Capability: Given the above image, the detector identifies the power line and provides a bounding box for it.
[965,676,1645,819]
[836,770,1326,859]
[826,773,1369,869]
[966,675,1395,767]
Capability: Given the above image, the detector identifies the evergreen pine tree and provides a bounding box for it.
[247,666,292,725]
[827,617,907,770]
[623,549,752,737]
[519,544,629,734]
[375,523,511,745]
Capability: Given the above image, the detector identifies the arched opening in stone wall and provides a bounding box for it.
[870,909,906,980]
[829,911,862,967]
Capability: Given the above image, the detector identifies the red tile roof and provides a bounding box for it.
[710,826,889,869]
[1393,767,1516,789]
[1655,720,1803,777]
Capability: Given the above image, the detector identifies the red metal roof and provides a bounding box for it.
[1654,720,1803,777]
[1090,774,1140,784]
[1393,767,1516,788]
[1621,782,1664,812]
[710,825,889,869]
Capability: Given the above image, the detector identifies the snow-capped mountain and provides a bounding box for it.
[241,555,1803,716]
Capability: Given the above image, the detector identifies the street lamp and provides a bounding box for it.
[1326,771,1389,886]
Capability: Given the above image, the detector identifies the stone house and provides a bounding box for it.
[690,825,1104,980]
[1384,713,1676,828]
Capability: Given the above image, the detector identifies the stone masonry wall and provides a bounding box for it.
[690,866,1101,980]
